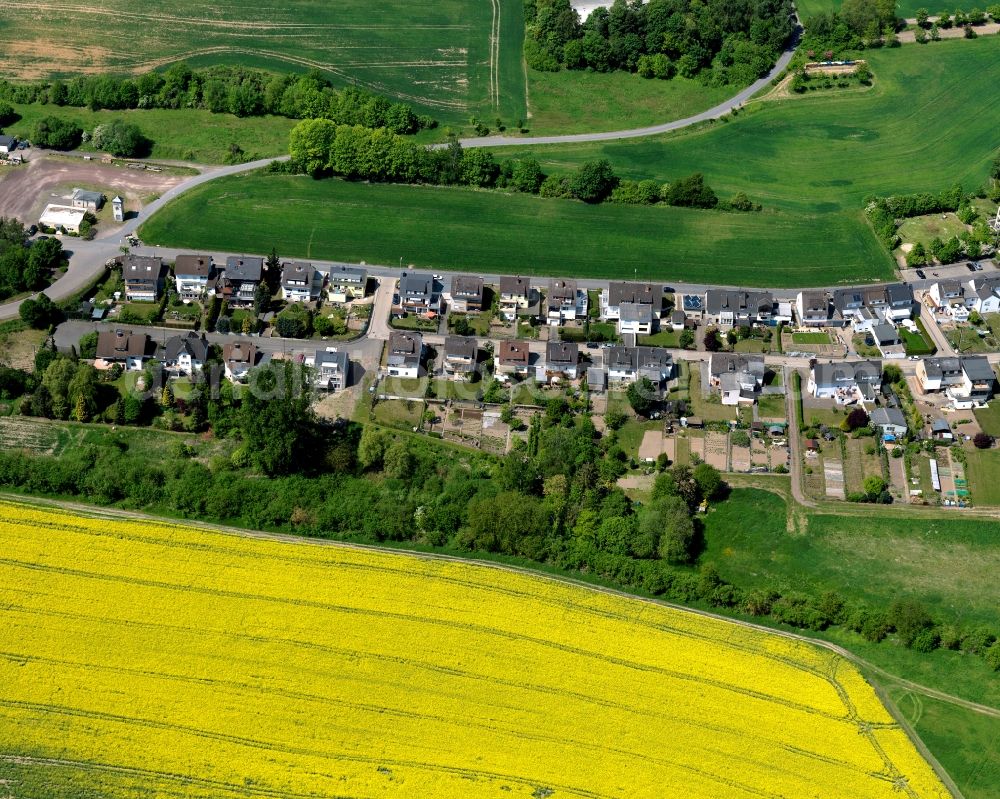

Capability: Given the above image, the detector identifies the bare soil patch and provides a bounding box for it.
[0,156,185,224]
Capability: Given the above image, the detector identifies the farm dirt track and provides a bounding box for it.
[0,497,961,799]
[0,156,185,222]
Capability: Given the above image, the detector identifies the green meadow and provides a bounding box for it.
[139,173,891,286]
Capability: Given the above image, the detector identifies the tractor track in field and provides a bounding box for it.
[4,492,997,728]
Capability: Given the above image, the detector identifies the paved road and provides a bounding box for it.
[454,24,800,148]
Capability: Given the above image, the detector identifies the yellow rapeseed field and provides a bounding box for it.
[0,499,952,798]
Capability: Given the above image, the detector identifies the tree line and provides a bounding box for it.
[0,361,997,673]
[524,0,793,86]
[286,119,757,210]
[0,218,64,302]
[0,63,434,133]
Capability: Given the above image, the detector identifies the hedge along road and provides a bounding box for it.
[0,26,800,321]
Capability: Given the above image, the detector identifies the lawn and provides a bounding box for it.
[895,212,970,254]
[6,104,295,165]
[757,393,787,420]
[638,330,681,347]
[703,488,1000,628]
[963,447,1000,506]
[795,0,984,20]
[791,331,831,345]
[688,367,737,422]
[946,325,993,354]
[901,320,937,356]
[371,396,425,428]
[525,69,737,136]
[140,172,891,286]
[973,398,1000,437]
[0,0,527,125]
[390,314,438,333]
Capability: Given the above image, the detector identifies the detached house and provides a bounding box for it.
[496,339,532,380]
[967,278,1000,315]
[327,265,367,303]
[95,329,151,371]
[162,332,208,376]
[173,254,214,300]
[928,280,969,321]
[606,346,672,387]
[807,360,882,403]
[834,283,913,328]
[223,341,258,382]
[871,407,908,440]
[221,256,263,308]
[306,348,350,391]
[498,275,539,321]
[450,275,485,313]
[122,255,167,302]
[387,331,423,378]
[796,291,832,326]
[619,302,656,336]
[443,336,478,377]
[397,271,440,315]
[708,353,765,405]
[917,356,994,408]
[601,282,660,322]
[705,289,776,328]
[546,279,586,325]
[544,341,579,380]
[281,262,322,303]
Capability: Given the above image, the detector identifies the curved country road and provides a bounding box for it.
[456,24,801,148]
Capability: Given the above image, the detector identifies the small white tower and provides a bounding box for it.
[112,195,124,223]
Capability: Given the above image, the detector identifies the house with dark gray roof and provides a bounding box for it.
[327,265,367,303]
[796,291,832,326]
[871,407,907,439]
[834,283,913,328]
[281,262,322,303]
[807,360,882,403]
[307,348,350,391]
[708,353,765,405]
[618,302,656,335]
[397,271,440,315]
[70,188,104,211]
[450,275,485,313]
[544,341,579,379]
[0,135,17,154]
[606,346,672,386]
[498,275,540,321]
[387,332,423,378]
[443,335,478,377]
[122,255,167,302]
[705,289,775,328]
[173,254,214,299]
[917,356,994,408]
[222,256,264,308]
[162,332,208,376]
[601,281,660,322]
[547,279,585,324]
[223,341,258,382]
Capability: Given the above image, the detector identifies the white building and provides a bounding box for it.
[39,204,86,234]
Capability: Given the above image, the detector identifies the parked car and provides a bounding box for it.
[26,224,37,236]
[973,262,984,271]
[915,269,926,279]
[966,262,977,272]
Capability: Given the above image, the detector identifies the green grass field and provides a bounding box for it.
[501,38,1000,223]
[0,0,527,124]
[139,172,892,285]
[795,0,986,20]
[5,104,295,164]
[525,70,736,135]
[963,448,1000,505]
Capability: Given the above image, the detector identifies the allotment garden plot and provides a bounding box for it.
[0,0,526,121]
[0,499,952,798]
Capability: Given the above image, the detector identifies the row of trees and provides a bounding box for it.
[0,218,64,302]
[287,120,752,211]
[0,64,433,133]
[29,116,152,157]
[525,0,792,86]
